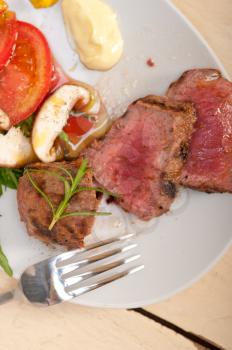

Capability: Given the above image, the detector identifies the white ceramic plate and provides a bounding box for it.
[1,0,232,308]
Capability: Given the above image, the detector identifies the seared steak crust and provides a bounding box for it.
[167,69,232,192]
[17,159,99,249]
[87,96,196,220]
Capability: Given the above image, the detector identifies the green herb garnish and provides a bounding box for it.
[59,131,69,143]
[0,245,13,277]
[0,168,23,276]
[76,186,119,198]
[17,115,34,137]
[25,159,113,230]
[0,168,23,196]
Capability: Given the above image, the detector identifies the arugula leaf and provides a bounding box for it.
[0,168,23,276]
[17,115,34,137]
[0,245,13,277]
[0,168,24,196]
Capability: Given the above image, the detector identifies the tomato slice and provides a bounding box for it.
[0,21,53,125]
[64,116,93,137]
[0,11,17,72]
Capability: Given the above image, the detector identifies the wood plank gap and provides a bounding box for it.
[130,308,225,350]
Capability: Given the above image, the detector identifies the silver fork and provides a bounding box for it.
[0,234,143,306]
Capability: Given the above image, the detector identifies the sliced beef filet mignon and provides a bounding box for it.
[87,96,196,220]
[167,69,232,192]
[17,159,100,249]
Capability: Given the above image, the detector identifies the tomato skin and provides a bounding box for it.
[0,11,17,72]
[64,116,93,137]
[0,21,53,125]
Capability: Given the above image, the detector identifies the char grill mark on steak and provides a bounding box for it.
[17,159,100,249]
[179,142,189,161]
[87,95,196,220]
[161,179,177,199]
[167,68,232,193]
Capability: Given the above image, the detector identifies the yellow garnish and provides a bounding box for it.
[0,0,8,13]
[29,0,58,9]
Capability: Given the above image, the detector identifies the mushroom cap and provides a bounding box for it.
[0,127,36,167]
[32,84,91,163]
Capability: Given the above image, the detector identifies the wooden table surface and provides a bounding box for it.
[0,1,232,349]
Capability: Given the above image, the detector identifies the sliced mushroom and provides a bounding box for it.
[0,108,10,131]
[0,127,36,167]
[32,84,92,163]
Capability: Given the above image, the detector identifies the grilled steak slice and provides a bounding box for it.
[167,69,232,192]
[17,159,100,249]
[87,96,196,220]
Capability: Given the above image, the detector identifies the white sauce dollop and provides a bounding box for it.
[62,0,124,71]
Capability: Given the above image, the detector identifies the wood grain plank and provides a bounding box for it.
[0,272,201,350]
[145,246,232,350]
[172,0,232,76]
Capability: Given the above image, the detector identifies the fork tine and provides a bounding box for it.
[66,264,144,296]
[84,233,136,251]
[62,254,141,286]
[19,233,142,306]
[58,243,137,276]
[56,233,136,265]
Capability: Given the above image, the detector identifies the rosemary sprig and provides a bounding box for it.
[25,159,114,231]
[48,159,88,230]
[25,170,54,215]
[61,211,112,219]
[26,168,67,183]
[76,186,119,198]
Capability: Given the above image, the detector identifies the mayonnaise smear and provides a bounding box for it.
[62,0,124,71]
